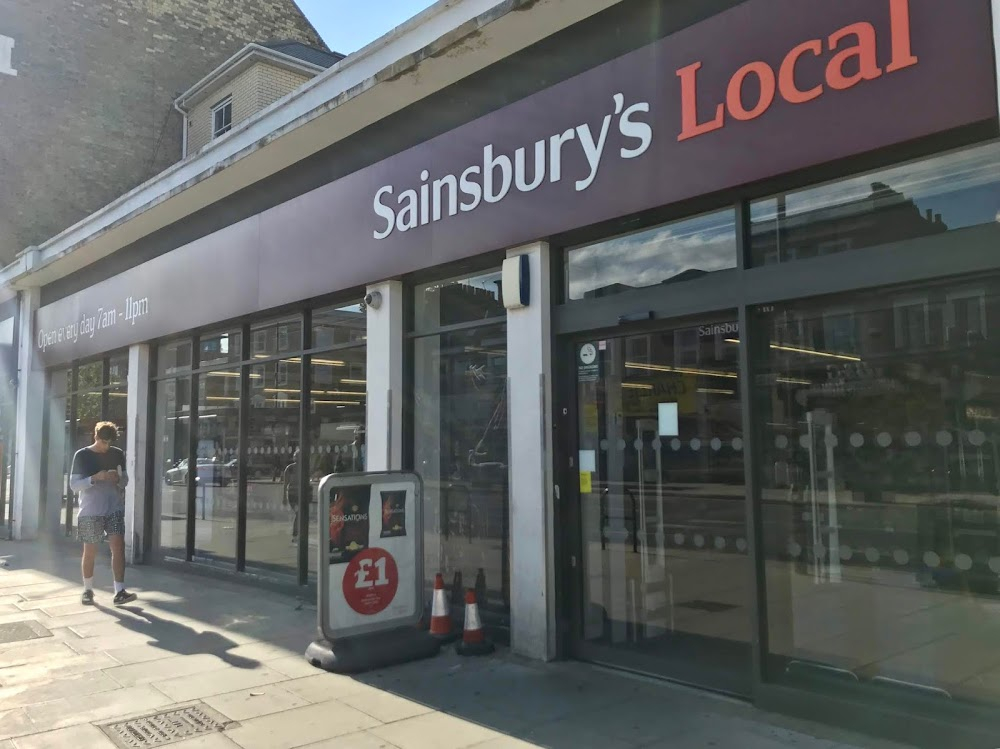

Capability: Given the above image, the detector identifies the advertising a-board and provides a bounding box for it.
[318,473,423,640]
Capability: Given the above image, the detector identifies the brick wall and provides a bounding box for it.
[0,0,326,265]
[186,61,312,154]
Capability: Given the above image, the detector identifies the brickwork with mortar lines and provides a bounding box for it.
[186,62,313,154]
[0,0,326,264]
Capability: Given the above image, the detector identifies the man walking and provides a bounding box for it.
[69,421,137,606]
[283,448,300,545]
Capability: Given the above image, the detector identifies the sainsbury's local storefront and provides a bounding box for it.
[12,0,1000,743]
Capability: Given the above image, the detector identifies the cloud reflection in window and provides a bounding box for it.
[567,209,737,301]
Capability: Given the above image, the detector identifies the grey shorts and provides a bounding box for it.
[77,511,126,544]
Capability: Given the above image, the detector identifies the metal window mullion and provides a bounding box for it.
[406,315,507,340]
[100,356,110,422]
[67,388,78,535]
[236,323,250,572]
[5,291,20,537]
[187,335,200,561]
[736,199,768,694]
[142,346,158,562]
[298,309,312,586]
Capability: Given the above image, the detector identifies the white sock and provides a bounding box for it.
[83,578,94,592]
[114,581,125,594]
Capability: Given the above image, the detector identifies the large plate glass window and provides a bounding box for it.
[565,209,737,301]
[411,270,510,638]
[750,142,1000,267]
[753,277,1000,705]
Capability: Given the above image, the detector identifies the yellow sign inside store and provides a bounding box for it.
[579,471,593,494]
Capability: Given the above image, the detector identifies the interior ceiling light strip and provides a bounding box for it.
[724,338,861,362]
[625,362,738,379]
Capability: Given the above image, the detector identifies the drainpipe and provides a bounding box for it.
[173,98,189,159]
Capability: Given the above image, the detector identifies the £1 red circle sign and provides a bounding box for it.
[342,548,399,616]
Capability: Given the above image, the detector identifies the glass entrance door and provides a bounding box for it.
[572,320,751,694]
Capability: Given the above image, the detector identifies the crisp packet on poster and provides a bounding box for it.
[329,486,371,564]
[379,490,406,538]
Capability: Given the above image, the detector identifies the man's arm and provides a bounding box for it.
[69,451,99,493]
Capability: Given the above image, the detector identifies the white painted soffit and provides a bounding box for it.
[3,0,624,292]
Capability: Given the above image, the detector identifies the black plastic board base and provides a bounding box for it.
[456,638,495,657]
[305,627,441,674]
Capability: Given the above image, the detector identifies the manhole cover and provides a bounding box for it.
[99,704,236,749]
[677,600,738,614]
[0,620,51,644]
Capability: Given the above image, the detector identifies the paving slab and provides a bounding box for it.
[300,732,401,748]
[161,735,242,749]
[338,688,436,723]
[469,738,540,749]
[266,655,321,679]
[0,640,78,668]
[103,653,234,687]
[0,651,118,687]
[369,712,506,749]
[280,672,378,703]
[0,670,121,710]
[0,711,34,743]
[224,701,382,749]
[10,723,116,749]
[152,664,288,702]
[23,684,174,734]
[203,684,311,721]
[16,596,89,612]
[89,642,164,664]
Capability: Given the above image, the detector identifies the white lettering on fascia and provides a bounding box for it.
[372,93,653,240]
[0,36,17,77]
[36,296,150,353]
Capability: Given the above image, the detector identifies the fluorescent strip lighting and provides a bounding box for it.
[263,388,366,397]
[769,344,861,361]
[341,379,367,385]
[776,377,811,385]
[697,388,735,395]
[725,338,860,362]
[621,383,654,390]
[314,400,363,406]
[625,362,738,380]
[285,357,347,367]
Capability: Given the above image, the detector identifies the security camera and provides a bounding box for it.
[364,291,382,310]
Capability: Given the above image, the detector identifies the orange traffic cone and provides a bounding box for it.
[456,588,495,656]
[429,573,457,642]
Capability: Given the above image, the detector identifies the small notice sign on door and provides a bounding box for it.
[577,343,600,383]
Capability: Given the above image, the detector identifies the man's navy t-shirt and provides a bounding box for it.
[69,447,127,518]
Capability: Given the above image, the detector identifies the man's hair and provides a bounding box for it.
[95,421,119,442]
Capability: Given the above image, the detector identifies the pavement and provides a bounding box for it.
[0,541,910,749]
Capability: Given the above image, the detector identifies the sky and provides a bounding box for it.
[296,0,438,55]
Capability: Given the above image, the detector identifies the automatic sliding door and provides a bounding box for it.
[574,321,751,694]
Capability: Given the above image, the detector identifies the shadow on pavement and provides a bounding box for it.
[97,603,261,669]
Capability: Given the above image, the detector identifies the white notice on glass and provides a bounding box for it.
[579,450,597,473]
[658,403,679,437]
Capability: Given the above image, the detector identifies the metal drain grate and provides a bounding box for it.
[676,599,738,614]
[0,620,51,644]
[99,704,236,749]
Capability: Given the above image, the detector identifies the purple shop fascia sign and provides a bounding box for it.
[34,0,998,367]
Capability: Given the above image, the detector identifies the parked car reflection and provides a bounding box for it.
[163,458,230,486]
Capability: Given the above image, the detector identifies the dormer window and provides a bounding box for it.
[212,96,233,139]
